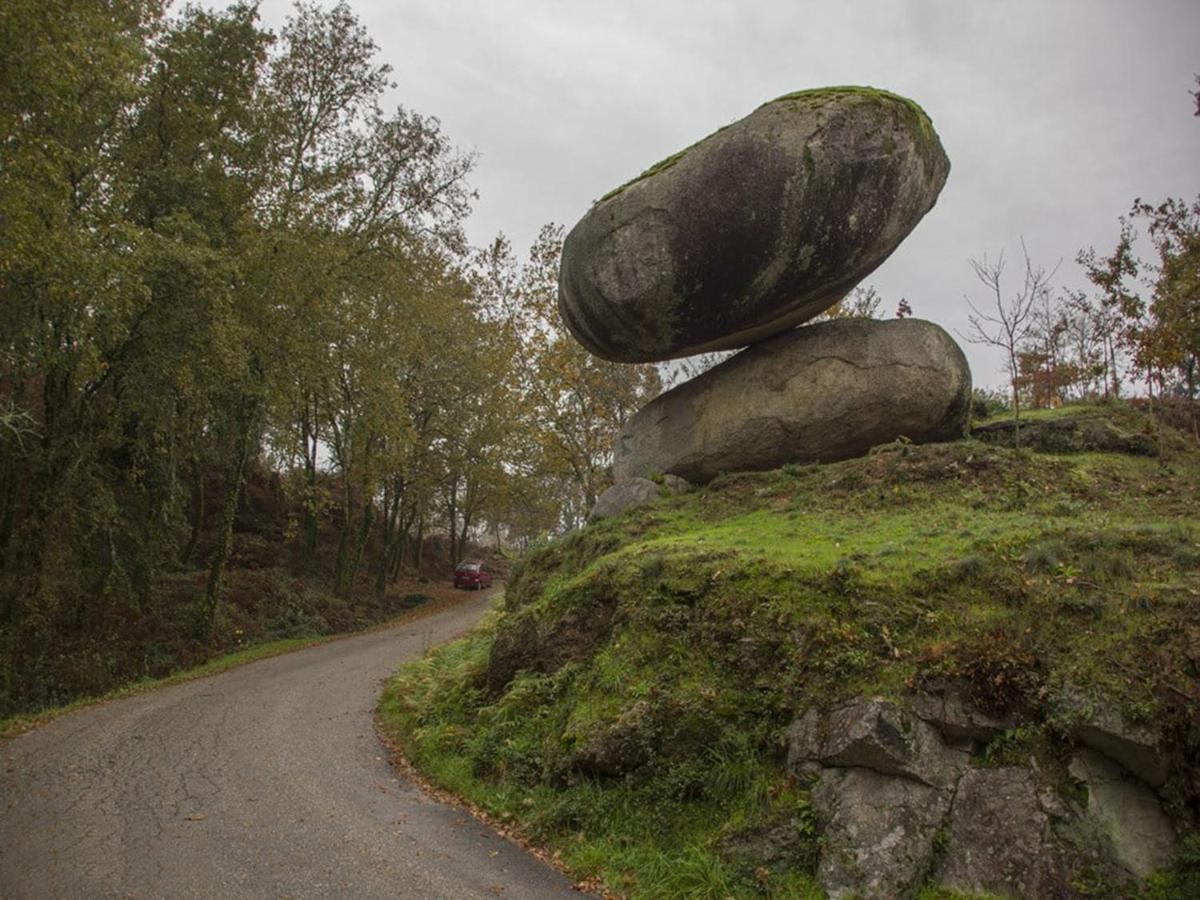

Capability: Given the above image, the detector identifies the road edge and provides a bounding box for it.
[0,588,492,744]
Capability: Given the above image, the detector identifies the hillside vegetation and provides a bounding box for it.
[379,403,1200,898]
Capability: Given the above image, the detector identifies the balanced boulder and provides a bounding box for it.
[612,318,971,484]
[558,87,950,362]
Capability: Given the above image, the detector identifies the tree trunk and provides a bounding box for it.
[301,402,319,558]
[0,464,17,565]
[180,457,205,566]
[338,492,373,599]
[333,479,355,597]
[1009,349,1022,451]
[413,514,425,573]
[202,425,253,639]
[374,483,395,597]
[457,481,474,564]
[1186,357,1198,441]
[390,504,414,582]
[446,480,458,567]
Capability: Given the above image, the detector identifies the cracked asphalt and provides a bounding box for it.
[0,588,581,899]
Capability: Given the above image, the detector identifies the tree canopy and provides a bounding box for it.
[0,0,658,714]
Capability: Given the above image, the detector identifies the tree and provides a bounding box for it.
[1014,289,1080,409]
[1083,197,1200,438]
[0,0,164,639]
[0,0,480,699]
[962,242,1057,446]
[474,226,661,529]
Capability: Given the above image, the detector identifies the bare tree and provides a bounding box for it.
[961,241,1058,447]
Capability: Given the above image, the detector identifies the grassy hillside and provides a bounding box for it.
[379,404,1200,898]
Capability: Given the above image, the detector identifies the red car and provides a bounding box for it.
[453,561,493,590]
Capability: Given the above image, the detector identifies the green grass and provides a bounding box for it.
[379,408,1200,898]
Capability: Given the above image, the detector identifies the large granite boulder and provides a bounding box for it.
[613,318,971,484]
[558,87,950,362]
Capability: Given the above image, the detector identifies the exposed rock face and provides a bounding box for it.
[972,415,1157,456]
[821,698,969,789]
[559,87,950,362]
[936,768,1068,898]
[813,768,951,900]
[717,814,818,877]
[588,477,662,522]
[484,594,618,694]
[1071,708,1170,788]
[571,700,656,776]
[613,318,971,483]
[907,677,1016,745]
[786,699,1181,898]
[1069,750,1176,878]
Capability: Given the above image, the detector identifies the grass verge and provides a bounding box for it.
[1,586,474,742]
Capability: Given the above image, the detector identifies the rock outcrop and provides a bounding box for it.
[787,698,1182,899]
[972,414,1157,455]
[558,87,950,362]
[613,318,971,483]
[1068,750,1176,878]
[587,477,662,522]
[935,768,1069,898]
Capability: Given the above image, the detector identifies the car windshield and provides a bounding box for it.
[458,564,481,572]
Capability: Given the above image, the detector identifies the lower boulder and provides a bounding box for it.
[613,318,971,484]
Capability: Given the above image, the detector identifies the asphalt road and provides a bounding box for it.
[0,589,581,899]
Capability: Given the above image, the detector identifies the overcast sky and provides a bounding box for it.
[240,0,1199,388]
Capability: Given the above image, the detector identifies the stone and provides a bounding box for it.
[1069,750,1176,878]
[483,611,538,693]
[558,87,950,362]
[971,415,1156,456]
[786,700,969,790]
[1072,715,1169,788]
[613,318,971,484]
[485,595,618,693]
[587,477,662,521]
[936,768,1067,900]
[785,707,825,778]
[813,767,951,900]
[717,814,818,876]
[908,678,1017,745]
[819,698,968,789]
[659,474,693,494]
[571,701,657,776]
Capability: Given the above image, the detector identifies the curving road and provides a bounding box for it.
[0,590,580,899]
